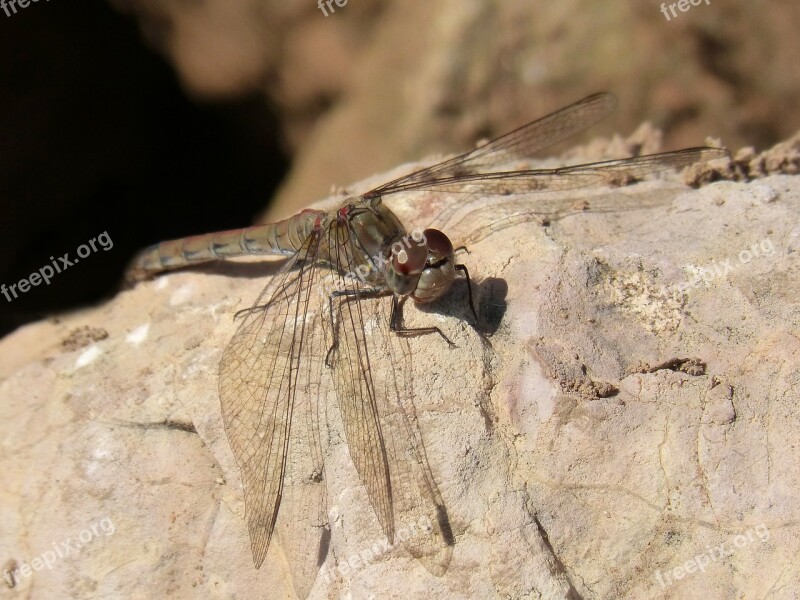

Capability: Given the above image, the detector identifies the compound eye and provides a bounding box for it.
[422,229,454,258]
[392,239,427,275]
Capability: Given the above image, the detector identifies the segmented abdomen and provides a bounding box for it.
[129,209,325,279]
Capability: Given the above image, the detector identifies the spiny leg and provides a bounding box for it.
[455,262,491,347]
[454,263,479,325]
[325,287,387,367]
[390,295,455,347]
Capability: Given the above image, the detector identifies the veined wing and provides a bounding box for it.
[366,298,454,574]
[218,226,329,588]
[364,92,618,199]
[325,223,454,574]
[371,147,727,197]
[417,147,727,237]
[446,186,682,247]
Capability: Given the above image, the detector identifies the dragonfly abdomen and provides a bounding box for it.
[128,209,325,279]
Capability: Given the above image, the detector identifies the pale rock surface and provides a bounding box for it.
[110,0,800,220]
[1,144,799,599]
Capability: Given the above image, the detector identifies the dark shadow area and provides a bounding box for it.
[315,526,331,568]
[126,257,292,288]
[415,276,508,336]
[534,516,583,600]
[475,277,508,335]
[0,1,289,338]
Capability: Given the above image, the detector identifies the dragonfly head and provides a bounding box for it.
[385,228,456,303]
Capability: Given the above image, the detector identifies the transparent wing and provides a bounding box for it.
[373,147,727,197]
[325,223,454,574]
[364,92,618,199]
[218,228,329,580]
[446,187,682,247]
[421,147,727,238]
[322,221,394,540]
[369,300,454,574]
[276,317,331,599]
[360,90,725,234]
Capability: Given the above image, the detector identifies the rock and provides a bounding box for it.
[1,138,798,598]
[108,0,800,222]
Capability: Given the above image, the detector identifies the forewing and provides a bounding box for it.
[323,222,394,541]
[364,92,618,198]
[326,225,453,575]
[444,186,680,247]
[276,293,331,598]
[218,229,328,574]
[384,147,727,197]
[369,299,454,574]
[425,147,728,237]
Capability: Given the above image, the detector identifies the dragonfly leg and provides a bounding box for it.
[325,287,387,367]
[233,304,268,320]
[455,264,479,325]
[455,263,492,347]
[390,295,455,347]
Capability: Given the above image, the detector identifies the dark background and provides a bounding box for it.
[0,0,289,337]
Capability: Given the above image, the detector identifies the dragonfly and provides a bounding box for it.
[129,92,727,592]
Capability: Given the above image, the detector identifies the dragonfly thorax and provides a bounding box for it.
[385,228,456,304]
[346,200,457,303]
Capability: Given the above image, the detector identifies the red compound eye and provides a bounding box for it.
[422,229,453,257]
[391,240,427,275]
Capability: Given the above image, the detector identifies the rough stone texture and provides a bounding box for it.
[1,138,799,599]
